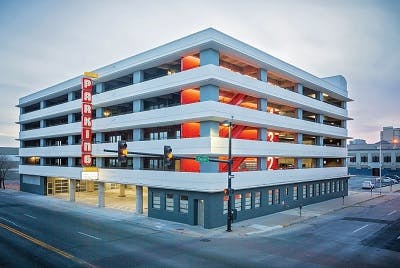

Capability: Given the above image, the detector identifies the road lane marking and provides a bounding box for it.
[0,216,20,227]
[78,232,101,240]
[0,222,96,268]
[24,214,37,219]
[387,210,397,216]
[352,224,369,233]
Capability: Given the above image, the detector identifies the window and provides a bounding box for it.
[340,180,344,192]
[268,190,273,205]
[245,192,251,210]
[223,196,228,214]
[152,192,161,209]
[179,195,188,214]
[166,194,174,212]
[396,155,400,162]
[309,184,314,198]
[336,181,340,192]
[316,183,320,196]
[327,182,331,193]
[293,186,298,200]
[302,185,307,199]
[235,194,242,211]
[321,182,325,195]
[361,155,368,163]
[285,187,289,195]
[255,192,261,208]
[332,181,336,192]
[372,155,379,162]
[274,189,280,204]
[349,156,356,163]
[384,155,391,163]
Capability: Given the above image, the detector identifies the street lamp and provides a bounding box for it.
[222,119,233,232]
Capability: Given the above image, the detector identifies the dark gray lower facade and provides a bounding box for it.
[20,174,47,195]
[148,177,349,229]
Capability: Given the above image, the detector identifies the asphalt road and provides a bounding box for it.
[0,190,399,267]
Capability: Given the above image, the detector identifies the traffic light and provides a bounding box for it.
[164,145,173,166]
[118,140,128,164]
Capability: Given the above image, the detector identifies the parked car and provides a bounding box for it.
[362,181,375,189]
[382,177,397,185]
[386,175,400,183]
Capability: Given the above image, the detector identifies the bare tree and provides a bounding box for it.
[0,155,11,189]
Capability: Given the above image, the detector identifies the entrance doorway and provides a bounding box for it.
[194,199,204,226]
[372,168,379,176]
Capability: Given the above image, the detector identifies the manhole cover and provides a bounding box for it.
[176,228,184,231]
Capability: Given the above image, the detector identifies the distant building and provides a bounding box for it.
[380,126,400,143]
[348,128,400,176]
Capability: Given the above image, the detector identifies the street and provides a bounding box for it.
[0,189,399,267]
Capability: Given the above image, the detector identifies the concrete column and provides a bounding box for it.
[200,121,219,172]
[258,98,267,111]
[69,179,76,202]
[119,184,126,197]
[40,138,45,147]
[133,128,143,170]
[96,108,104,118]
[68,135,73,145]
[40,101,45,109]
[367,152,372,164]
[296,133,303,144]
[96,82,105,94]
[341,120,347,128]
[200,84,219,102]
[68,92,74,102]
[200,49,219,66]
[40,120,45,128]
[316,91,323,101]
[200,121,219,137]
[296,158,303,169]
[317,158,324,168]
[136,185,143,214]
[258,128,267,171]
[258,158,267,171]
[133,99,143,112]
[68,114,74,124]
[296,84,303,94]
[133,70,144,84]
[98,182,105,208]
[296,108,303,120]
[317,136,324,146]
[96,157,103,168]
[258,68,267,82]
[68,157,73,167]
[316,114,324,124]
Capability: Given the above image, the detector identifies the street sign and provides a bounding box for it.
[195,155,209,163]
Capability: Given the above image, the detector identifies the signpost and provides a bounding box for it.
[195,155,209,163]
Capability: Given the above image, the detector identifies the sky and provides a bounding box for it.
[0,0,399,147]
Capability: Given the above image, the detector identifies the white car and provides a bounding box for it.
[362,181,374,189]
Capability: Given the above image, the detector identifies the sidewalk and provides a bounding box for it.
[1,183,399,239]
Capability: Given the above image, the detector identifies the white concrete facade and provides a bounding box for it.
[17,28,351,226]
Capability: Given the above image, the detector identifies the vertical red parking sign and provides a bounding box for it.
[81,77,93,166]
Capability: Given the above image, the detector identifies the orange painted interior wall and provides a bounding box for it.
[180,122,200,172]
[180,159,200,172]
[181,56,200,71]
[181,89,200,104]
[181,122,200,138]
[237,129,258,140]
